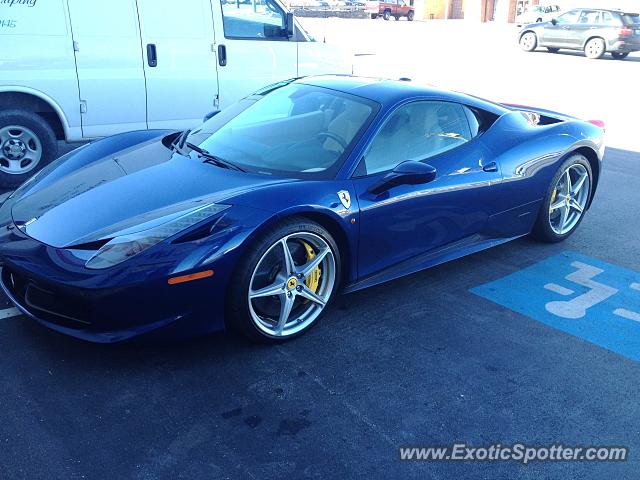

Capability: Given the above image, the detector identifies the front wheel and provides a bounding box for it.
[520,32,537,52]
[226,218,340,343]
[611,52,629,59]
[531,155,593,242]
[407,10,414,21]
[383,10,391,20]
[584,37,605,59]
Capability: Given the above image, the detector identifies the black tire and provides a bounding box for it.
[0,109,57,189]
[611,52,629,59]
[394,15,399,20]
[531,154,593,243]
[584,37,605,59]
[226,217,341,343]
[370,13,378,19]
[407,10,414,21]
[383,9,391,20]
[519,31,537,52]
[547,47,560,53]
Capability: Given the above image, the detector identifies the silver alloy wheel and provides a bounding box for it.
[0,125,42,175]
[520,32,536,50]
[248,232,336,337]
[548,163,590,235]
[585,38,604,58]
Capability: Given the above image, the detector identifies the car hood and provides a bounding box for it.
[11,139,290,248]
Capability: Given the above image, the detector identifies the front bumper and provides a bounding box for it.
[0,266,194,343]
[0,205,264,343]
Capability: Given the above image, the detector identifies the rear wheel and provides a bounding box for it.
[584,37,605,59]
[370,13,378,19]
[383,9,391,20]
[531,155,593,242]
[611,52,629,59]
[520,32,537,52]
[547,47,560,53]
[226,218,340,343]
[407,10,414,21]
[0,109,57,189]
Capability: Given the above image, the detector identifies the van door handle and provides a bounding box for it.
[482,161,498,172]
[218,44,227,66]
[147,44,157,67]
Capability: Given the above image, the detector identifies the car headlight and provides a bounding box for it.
[85,203,230,269]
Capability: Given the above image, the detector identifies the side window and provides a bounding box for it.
[359,101,473,176]
[556,10,579,24]
[221,0,287,40]
[578,10,599,24]
[602,12,615,25]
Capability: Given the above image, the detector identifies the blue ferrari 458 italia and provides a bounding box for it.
[0,76,605,343]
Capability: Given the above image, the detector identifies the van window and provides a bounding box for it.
[221,0,287,40]
[0,0,66,36]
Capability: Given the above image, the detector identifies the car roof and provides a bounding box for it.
[294,75,507,114]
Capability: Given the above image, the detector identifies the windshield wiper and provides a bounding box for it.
[171,129,191,152]
[186,142,246,172]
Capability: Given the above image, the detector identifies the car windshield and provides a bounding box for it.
[186,84,377,179]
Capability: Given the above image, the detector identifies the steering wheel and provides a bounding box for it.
[317,131,348,150]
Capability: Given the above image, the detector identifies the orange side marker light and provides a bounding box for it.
[168,270,214,285]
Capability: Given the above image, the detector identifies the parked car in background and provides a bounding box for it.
[519,8,640,59]
[0,0,351,189]
[516,4,560,26]
[367,0,414,21]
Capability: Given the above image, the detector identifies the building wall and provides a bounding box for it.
[423,0,448,19]
[430,0,544,22]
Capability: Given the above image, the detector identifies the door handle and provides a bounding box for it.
[146,43,157,67]
[218,44,227,67]
[482,161,498,173]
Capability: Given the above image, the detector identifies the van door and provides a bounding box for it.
[67,0,147,138]
[136,0,219,130]
[211,0,297,109]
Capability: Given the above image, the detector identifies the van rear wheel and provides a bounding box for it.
[0,109,57,189]
[383,10,391,20]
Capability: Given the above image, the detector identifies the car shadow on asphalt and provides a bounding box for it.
[531,49,640,62]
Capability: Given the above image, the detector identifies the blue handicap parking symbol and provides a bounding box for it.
[471,251,640,361]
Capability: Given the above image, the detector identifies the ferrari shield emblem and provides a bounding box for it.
[337,190,351,209]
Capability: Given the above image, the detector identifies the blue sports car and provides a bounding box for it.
[0,76,605,343]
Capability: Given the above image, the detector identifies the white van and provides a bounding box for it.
[0,0,351,187]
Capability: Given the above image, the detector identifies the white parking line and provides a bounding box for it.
[0,307,21,319]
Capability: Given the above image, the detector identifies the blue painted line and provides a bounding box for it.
[471,251,640,361]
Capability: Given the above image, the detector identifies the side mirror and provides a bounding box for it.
[203,110,220,122]
[285,12,294,38]
[368,160,437,195]
[551,18,557,25]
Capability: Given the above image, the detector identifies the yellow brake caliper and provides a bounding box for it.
[550,188,558,212]
[301,240,321,295]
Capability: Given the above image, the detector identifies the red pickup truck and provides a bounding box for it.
[366,0,415,21]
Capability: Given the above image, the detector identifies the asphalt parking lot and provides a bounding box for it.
[2,19,640,480]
